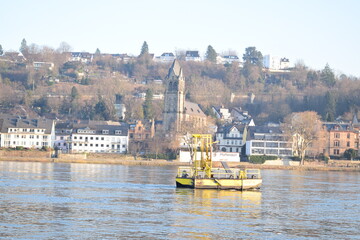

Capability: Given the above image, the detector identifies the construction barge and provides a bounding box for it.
[175,134,262,190]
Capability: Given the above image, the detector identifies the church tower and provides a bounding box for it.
[163,60,185,132]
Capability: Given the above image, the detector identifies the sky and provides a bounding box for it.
[1,0,360,76]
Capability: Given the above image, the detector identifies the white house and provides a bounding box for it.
[263,55,291,70]
[245,126,293,157]
[185,51,201,62]
[159,52,176,63]
[33,62,55,71]
[215,124,248,153]
[221,55,240,65]
[212,106,232,122]
[70,124,129,154]
[68,52,93,63]
[230,108,255,126]
[0,117,55,149]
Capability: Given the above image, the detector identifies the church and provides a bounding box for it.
[163,60,207,133]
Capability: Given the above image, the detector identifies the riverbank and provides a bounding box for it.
[1,155,360,171]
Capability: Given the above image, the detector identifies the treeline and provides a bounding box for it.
[0,40,359,123]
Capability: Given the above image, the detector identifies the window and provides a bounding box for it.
[347,142,350,147]
[334,141,340,147]
[96,137,99,140]
[115,130,122,135]
[333,149,339,155]
[96,144,98,147]
[347,133,351,138]
[130,133,134,139]
[90,137,93,140]
[102,130,109,134]
[122,145,125,148]
[74,136,77,140]
[334,133,340,138]
[101,144,104,147]
[101,137,104,140]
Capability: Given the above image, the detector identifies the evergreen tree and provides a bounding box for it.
[324,91,336,121]
[140,41,149,56]
[0,44,3,55]
[243,46,263,67]
[142,89,154,119]
[205,45,217,63]
[320,64,336,87]
[71,86,79,100]
[95,96,111,120]
[19,38,28,54]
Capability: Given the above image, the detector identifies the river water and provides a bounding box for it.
[0,161,359,239]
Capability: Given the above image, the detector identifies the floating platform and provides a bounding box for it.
[176,166,262,190]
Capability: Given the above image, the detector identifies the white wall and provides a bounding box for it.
[179,150,240,162]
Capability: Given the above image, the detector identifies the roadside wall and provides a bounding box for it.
[0,150,51,158]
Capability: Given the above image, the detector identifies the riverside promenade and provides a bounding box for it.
[0,150,359,171]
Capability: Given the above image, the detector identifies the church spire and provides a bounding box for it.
[167,59,183,78]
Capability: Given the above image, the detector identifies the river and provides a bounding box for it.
[0,161,359,239]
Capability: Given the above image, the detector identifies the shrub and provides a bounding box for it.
[290,156,301,161]
[15,146,24,150]
[249,155,277,164]
[142,152,177,160]
[344,148,357,160]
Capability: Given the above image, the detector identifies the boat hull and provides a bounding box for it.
[176,177,262,190]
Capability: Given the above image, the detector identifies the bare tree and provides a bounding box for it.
[282,111,322,165]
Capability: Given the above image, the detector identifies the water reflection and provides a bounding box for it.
[0,162,359,239]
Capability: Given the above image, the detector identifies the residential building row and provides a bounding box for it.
[215,119,360,159]
[1,50,290,71]
[0,115,155,155]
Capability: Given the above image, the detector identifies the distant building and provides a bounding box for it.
[215,124,248,154]
[263,55,291,70]
[212,106,232,122]
[280,58,290,69]
[185,51,201,62]
[0,52,26,63]
[163,60,207,132]
[230,108,255,126]
[114,94,126,120]
[221,55,240,65]
[67,52,93,63]
[128,120,155,154]
[0,117,55,149]
[70,123,129,154]
[159,52,176,63]
[33,62,54,71]
[246,126,293,157]
[322,122,359,157]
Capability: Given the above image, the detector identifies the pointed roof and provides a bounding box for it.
[167,59,182,78]
[353,114,359,124]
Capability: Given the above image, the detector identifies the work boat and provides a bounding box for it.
[176,134,262,190]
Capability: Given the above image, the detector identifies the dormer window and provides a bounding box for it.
[115,130,122,135]
[102,130,109,134]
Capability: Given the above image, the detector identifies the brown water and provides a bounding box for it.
[0,161,359,239]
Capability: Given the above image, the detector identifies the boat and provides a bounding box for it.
[175,134,262,190]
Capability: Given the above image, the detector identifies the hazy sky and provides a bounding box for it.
[1,0,359,76]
